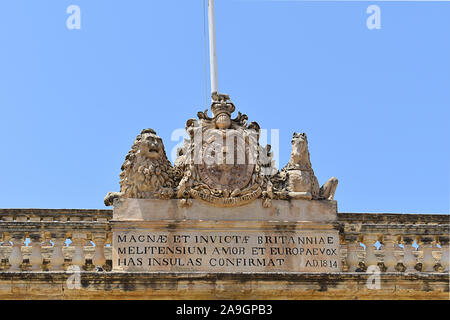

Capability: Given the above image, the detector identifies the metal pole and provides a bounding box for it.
[208,0,218,95]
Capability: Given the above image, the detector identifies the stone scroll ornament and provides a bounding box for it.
[105,94,338,207]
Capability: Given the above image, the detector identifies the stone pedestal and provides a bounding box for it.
[111,199,341,273]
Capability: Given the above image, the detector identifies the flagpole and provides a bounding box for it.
[208,0,219,97]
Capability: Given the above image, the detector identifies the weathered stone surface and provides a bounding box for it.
[112,198,340,273]
[0,272,447,300]
[113,198,337,222]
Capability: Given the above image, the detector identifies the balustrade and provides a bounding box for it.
[338,213,449,274]
[362,234,379,270]
[9,233,24,271]
[438,237,449,272]
[402,237,418,272]
[381,235,398,272]
[0,209,111,272]
[0,209,448,274]
[29,233,43,271]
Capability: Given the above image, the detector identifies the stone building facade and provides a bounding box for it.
[0,208,448,299]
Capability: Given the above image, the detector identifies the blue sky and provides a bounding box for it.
[0,0,448,213]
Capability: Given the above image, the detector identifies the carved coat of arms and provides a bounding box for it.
[175,94,273,207]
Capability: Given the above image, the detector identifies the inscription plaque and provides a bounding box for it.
[113,229,340,273]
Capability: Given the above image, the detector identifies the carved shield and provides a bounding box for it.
[197,129,255,192]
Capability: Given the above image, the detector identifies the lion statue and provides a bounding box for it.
[272,132,338,200]
[104,128,175,206]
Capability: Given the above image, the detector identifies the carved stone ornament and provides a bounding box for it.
[270,132,338,201]
[104,129,175,206]
[175,94,273,208]
[105,94,337,207]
